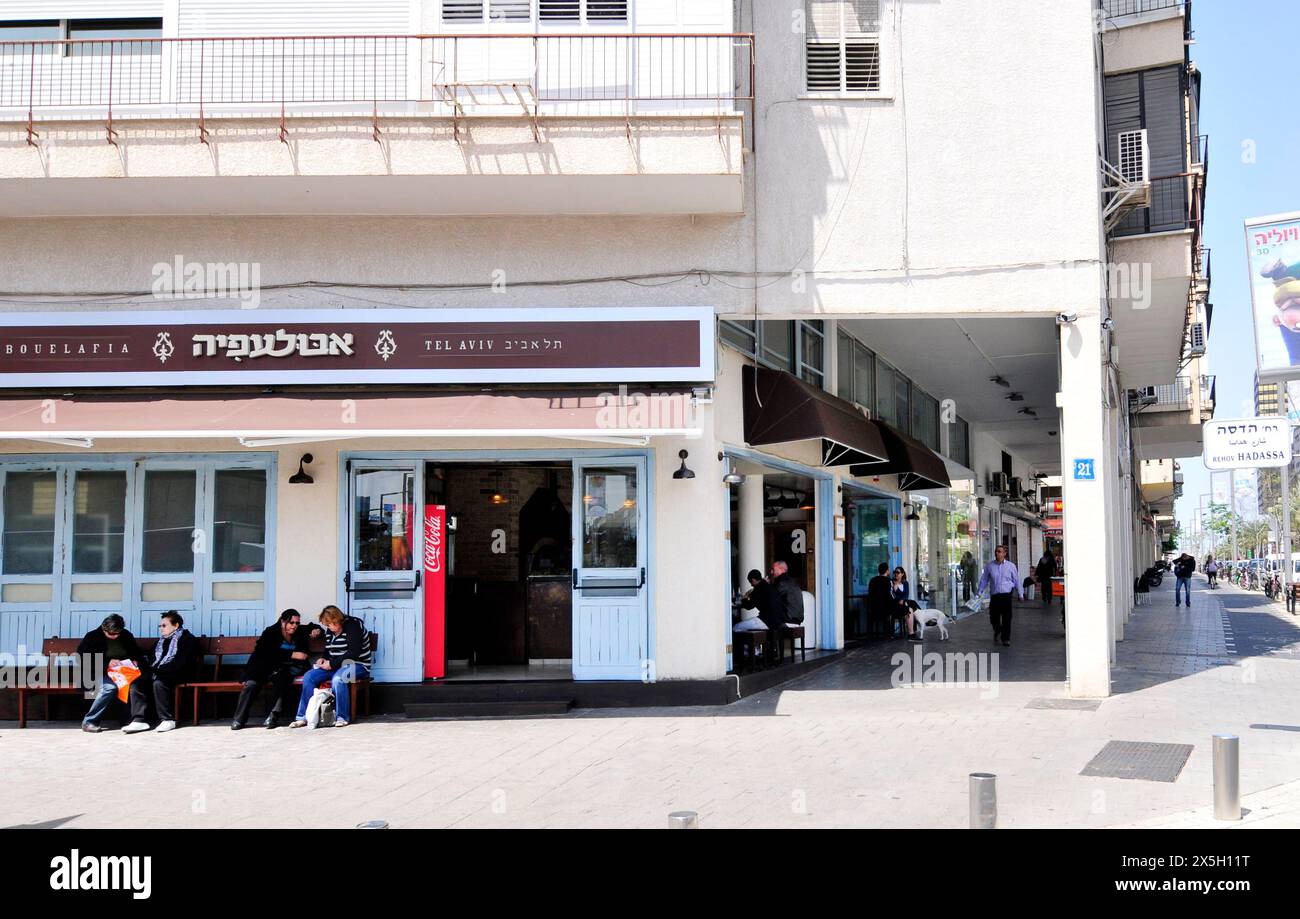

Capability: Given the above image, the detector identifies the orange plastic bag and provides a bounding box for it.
[108,659,142,702]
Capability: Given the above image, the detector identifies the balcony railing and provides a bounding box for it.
[1152,376,1193,410]
[1103,0,1186,18]
[0,33,756,144]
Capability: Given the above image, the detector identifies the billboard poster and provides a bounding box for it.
[1247,212,1300,376]
[1210,470,1232,506]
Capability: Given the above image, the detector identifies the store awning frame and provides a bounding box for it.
[0,389,703,447]
[742,364,888,467]
[849,419,952,491]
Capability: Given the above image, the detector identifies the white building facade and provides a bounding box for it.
[0,0,1208,701]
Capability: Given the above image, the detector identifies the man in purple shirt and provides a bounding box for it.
[977,545,1022,647]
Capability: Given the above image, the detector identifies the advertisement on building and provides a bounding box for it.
[1246,211,1300,378]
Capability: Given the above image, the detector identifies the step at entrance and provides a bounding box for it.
[404,699,574,720]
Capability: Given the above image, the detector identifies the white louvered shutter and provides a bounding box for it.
[540,0,581,19]
[806,0,882,93]
[490,0,531,21]
[443,1,485,22]
[586,0,629,21]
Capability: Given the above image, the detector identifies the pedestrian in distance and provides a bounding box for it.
[1174,552,1196,608]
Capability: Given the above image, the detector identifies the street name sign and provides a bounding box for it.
[1202,416,1292,470]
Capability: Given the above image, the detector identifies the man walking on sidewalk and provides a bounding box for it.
[978,545,1022,647]
[1174,552,1196,608]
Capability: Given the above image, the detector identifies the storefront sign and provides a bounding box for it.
[0,307,714,387]
[1203,416,1292,470]
[423,505,447,680]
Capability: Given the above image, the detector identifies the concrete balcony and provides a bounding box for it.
[0,33,750,217]
[1133,374,1213,460]
[1101,0,1188,73]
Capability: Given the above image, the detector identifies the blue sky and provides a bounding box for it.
[1171,0,1300,530]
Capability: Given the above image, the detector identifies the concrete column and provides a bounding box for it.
[737,473,765,593]
[1057,314,1112,698]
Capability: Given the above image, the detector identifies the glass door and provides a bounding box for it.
[571,458,648,680]
[346,462,423,681]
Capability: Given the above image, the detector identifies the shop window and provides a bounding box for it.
[213,469,268,573]
[911,389,939,451]
[353,468,416,571]
[948,415,971,468]
[895,377,910,435]
[797,320,825,386]
[581,468,638,569]
[875,360,896,426]
[72,470,127,574]
[1,470,56,575]
[142,470,197,573]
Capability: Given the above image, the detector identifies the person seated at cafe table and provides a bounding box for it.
[737,569,776,631]
[290,606,372,729]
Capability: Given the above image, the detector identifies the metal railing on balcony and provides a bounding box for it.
[0,33,756,145]
[1201,374,1216,415]
[1151,376,1193,410]
[1103,0,1186,18]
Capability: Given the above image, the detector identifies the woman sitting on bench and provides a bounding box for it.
[290,606,373,729]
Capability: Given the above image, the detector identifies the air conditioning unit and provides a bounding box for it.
[1117,129,1150,187]
[1009,477,1025,501]
[988,472,1010,497]
[1188,321,1206,357]
[1129,386,1158,407]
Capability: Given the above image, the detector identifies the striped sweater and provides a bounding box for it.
[324,617,373,669]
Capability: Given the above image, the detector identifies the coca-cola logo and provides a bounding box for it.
[424,512,442,574]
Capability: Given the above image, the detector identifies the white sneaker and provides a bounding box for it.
[156,720,177,733]
[122,721,152,734]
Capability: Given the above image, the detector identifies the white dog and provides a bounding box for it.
[908,600,953,641]
[304,687,335,729]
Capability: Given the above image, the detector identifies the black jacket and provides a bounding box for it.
[150,629,201,684]
[866,574,894,617]
[741,580,779,629]
[771,573,805,624]
[1035,555,1056,582]
[77,627,147,680]
[1174,556,1196,579]
[242,622,314,683]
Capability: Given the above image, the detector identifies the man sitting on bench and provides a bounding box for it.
[232,609,321,730]
[290,606,372,729]
[79,614,150,734]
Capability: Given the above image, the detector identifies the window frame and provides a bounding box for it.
[802,0,894,100]
[442,1,631,27]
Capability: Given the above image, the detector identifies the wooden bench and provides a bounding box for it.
[181,632,378,725]
[7,636,162,728]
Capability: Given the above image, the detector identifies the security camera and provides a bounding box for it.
[1056,312,1078,325]
[1100,318,1116,331]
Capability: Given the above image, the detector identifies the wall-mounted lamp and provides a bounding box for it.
[723,467,746,486]
[288,453,314,485]
[1100,318,1116,332]
[672,449,696,480]
[904,502,921,521]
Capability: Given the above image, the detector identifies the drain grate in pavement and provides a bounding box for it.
[1080,741,1193,782]
[1026,698,1101,711]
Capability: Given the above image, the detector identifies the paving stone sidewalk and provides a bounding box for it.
[3,575,1298,828]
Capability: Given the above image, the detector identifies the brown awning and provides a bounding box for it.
[0,389,701,444]
[742,365,888,466]
[849,420,952,491]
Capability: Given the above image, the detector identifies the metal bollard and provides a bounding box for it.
[668,810,699,829]
[1213,734,1241,821]
[969,773,997,829]
[356,820,389,829]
